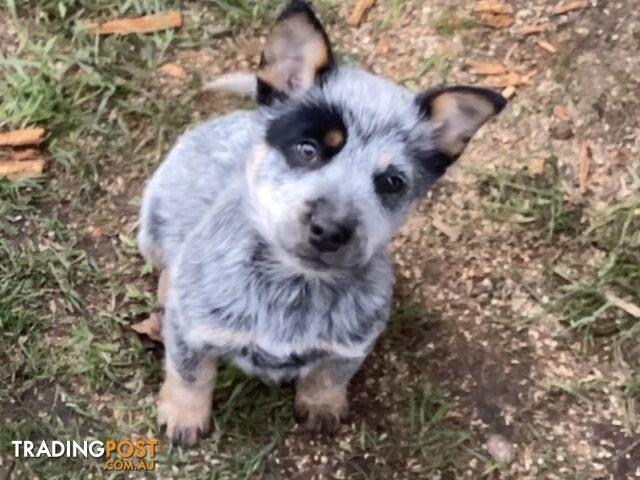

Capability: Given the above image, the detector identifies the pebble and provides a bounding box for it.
[487,434,515,464]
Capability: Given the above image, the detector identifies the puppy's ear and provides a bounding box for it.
[416,86,506,170]
[257,1,334,105]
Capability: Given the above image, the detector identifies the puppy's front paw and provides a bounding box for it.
[294,396,349,434]
[157,377,212,446]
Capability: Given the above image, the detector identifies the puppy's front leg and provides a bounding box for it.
[158,329,217,446]
[295,357,364,434]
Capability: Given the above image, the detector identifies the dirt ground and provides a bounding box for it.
[0,1,639,479]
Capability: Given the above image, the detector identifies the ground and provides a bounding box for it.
[0,0,639,479]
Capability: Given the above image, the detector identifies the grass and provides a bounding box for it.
[478,156,583,241]
[431,8,479,36]
[479,161,640,411]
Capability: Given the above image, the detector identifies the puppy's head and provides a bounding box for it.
[248,1,506,273]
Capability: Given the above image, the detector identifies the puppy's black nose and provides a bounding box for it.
[309,219,354,253]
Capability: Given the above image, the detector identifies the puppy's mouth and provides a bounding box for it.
[292,246,364,272]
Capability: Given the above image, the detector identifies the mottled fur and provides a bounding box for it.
[138,1,506,444]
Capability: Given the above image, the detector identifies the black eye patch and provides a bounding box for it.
[374,165,408,210]
[265,101,347,170]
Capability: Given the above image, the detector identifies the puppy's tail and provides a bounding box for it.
[203,72,257,98]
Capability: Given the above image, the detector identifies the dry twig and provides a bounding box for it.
[0,128,45,147]
[84,11,182,35]
[551,1,589,15]
[347,0,375,27]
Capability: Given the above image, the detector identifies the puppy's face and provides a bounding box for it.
[247,1,506,272]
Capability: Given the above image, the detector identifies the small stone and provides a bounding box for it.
[486,434,514,464]
[550,121,574,140]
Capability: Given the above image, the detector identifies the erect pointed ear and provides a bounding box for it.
[416,86,507,160]
[257,1,334,105]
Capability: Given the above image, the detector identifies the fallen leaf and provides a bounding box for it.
[529,158,546,175]
[551,1,589,15]
[84,11,182,35]
[477,12,514,29]
[469,62,508,75]
[516,24,548,35]
[473,0,513,14]
[553,105,571,121]
[578,142,591,194]
[0,128,45,146]
[347,0,375,27]
[130,313,164,342]
[537,40,558,53]
[478,72,524,88]
[0,159,45,180]
[159,62,186,79]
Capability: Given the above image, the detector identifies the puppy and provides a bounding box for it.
[137,0,506,445]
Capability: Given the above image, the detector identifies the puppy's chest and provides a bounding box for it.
[200,277,346,382]
[177,234,392,375]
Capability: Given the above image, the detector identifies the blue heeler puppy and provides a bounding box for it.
[138,0,507,445]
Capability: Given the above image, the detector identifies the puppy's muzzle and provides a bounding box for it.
[307,199,356,253]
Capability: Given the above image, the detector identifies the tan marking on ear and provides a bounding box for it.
[431,93,457,121]
[304,31,329,72]
[377,152,393,170]
[259,13,330,94]
[430,92,497,157]
[324,129,344,148]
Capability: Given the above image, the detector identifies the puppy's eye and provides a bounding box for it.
[296,141,318,162]
[375,172,405,194]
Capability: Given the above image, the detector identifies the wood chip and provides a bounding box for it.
[84,11,182,35]
[469,62,508,75]
[478,72,524,88]
[605,291,640,318]
[0,159,45,180]
[473,0,513,14]
[347,0,375,27]
[10,148,40,161]
[553,105,571,121]
[522,69,539,83]
[130,313,164,342]
[159,63,186,79]
[87,226,105,239]
[551,1,589,15]
[517,24,548,35]
[578,142,591,194]
[529,158,546,175]
[376,36,391,55]
[504,44,518,63]
[432,216,460,241]
[537,40,558,53]
[502,85,517,98]
[477,12,514,29]
[0,128,45,147]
